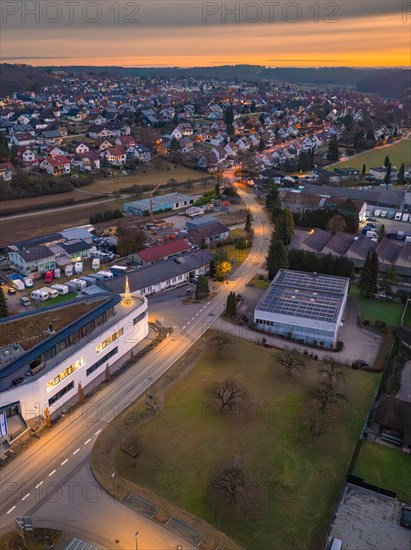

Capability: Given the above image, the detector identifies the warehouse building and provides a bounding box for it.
[122,192,201,217]
[254,269,349,348]
[0,288,149,439]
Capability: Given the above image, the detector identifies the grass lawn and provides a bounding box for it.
[330,137,411,171]
[350,286,406,327]
[85,160,204,194]
[353,442,411,503]
[115,338,380,550]
[402,301,411,328]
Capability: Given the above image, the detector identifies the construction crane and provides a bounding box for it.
[149,182,164,224]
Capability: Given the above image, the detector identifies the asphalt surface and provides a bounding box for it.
[0,184,271,549]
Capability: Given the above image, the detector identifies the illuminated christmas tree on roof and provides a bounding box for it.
[121,275,133,307]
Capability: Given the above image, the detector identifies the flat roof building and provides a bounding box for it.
[254,269,349,348]
[0,289,149,440]
[122,192,201,217]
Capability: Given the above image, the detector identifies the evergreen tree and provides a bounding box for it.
[274,211,292,246]
[361,163,366,177]
[383,163,392,184]
[283,208,295,240]
[380,265,398,296]
[266,237,289,280]
[265,184,282,213]
[244,210,252,233]
[78,382,85,404]
[0,289,9,318]
[378,223,385,242]
[105,363,111,383]
[195,275,209,300]
[384,155,390,168]
[327,138,339,162]
[298,151,310,172]
[209,258,216,278]
[359,251,379,298]
[397,163,405,183]
[223,106,234,135]
[214,182,220,197]
[225,292,237,317]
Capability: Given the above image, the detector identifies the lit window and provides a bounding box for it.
[47,356,85,391]
[96,328,124,354]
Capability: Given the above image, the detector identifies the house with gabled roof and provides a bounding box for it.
[39,156,71,176]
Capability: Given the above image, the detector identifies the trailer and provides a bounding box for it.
[110,265,127,276]
[31,289,49,302]
[92,258,101,270]
[71,278,87,289]
[23,277,34,288]
[88,273,105,282]
[79,276,96,287]
[51,284,69,295]
[74,262,83,274]
[42,287,58,299]
[97,270,114,280]
[13,279,25,291]
[65,264,74,277]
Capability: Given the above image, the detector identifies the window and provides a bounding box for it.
[133,311,146,325]
[46,356,85,391]
[48,381,74,406]
[86,347,118,376]
[96,328,123,353]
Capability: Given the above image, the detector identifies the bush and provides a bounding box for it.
[335,340,344,351]
[363,319,369,326]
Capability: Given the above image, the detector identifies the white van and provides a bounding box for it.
[330,538,343,550]
[97,270,114,280]
[395,212,403,221]
[402,213,410,222]
[374,209,382,217]
[380,211,387,218]
[31,289,49,302]
[51,284,69,296]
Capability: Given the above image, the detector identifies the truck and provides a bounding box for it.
[65,264,74,277]
[74,262,83,274]
[92,258,100,270]
[44,270,54,283]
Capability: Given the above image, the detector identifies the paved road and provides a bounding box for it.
[0,185,271,549]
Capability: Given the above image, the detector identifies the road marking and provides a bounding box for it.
[21,493,30,501]
[182,325,186,329]
[84,438,91,445]
[48,469,56,477]
[61,458,68,465]
[7,506,16,514]
[95,429,102,435]
[35,481,43,489]
[195,313,199,317]
[73,448,80,455]
[187,321,190,325]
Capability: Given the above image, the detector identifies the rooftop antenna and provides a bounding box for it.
[122,274,133,307]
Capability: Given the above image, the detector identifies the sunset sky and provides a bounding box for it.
[1,1,410,67]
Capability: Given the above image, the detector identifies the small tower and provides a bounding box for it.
[121,275,133,307]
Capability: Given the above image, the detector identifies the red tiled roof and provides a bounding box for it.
[43,156,70,167]
[136,239,191,262]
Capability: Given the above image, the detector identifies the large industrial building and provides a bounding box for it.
[0,289,148,442]
[254,269,349,348]
[122,192,201,217]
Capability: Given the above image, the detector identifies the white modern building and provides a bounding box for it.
[254,270,349,349]
[0,290,148,442]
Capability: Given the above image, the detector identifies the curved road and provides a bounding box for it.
[0,186,270,549]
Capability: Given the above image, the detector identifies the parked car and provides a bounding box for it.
[20,296,31,307]
[400,505,411,529]
[7,287,16,295]
[352,359,369,369]
[365,217,377,222]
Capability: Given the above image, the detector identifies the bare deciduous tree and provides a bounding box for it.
[307,381,347,413]
[320,357,344,384]
[278,351,305,376]
[213,332,232,358]
[206,379,247,411]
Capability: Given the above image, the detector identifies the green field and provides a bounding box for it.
[353,442,411,503]
[350,286,406,327]
[115,338,380,550]
[331,137,411,171]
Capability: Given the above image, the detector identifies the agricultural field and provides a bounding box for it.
[114,337,380,550]
[330,136,411,171]
[85,159,204,194]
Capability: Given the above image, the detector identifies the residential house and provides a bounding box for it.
[39,156,71,176]
[101,145,126,166]
[0,161,15,181]
[132,239,192,267]
[71,151,100,171]
[10,132,37,147]
[188,222,230,246]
